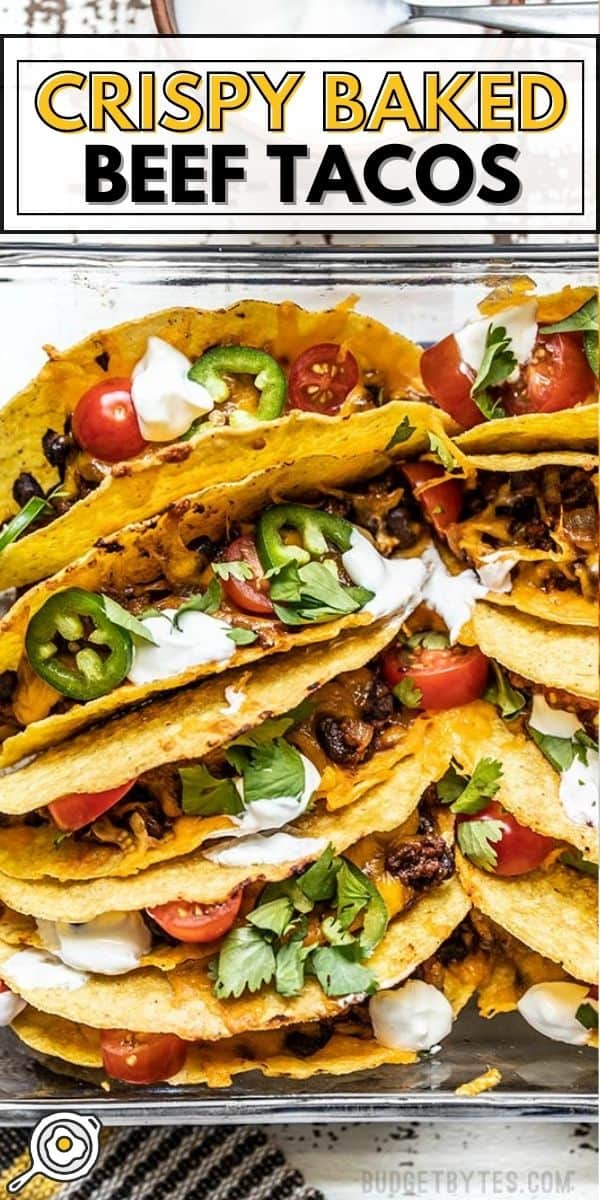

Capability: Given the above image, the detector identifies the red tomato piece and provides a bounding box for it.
[147,890,243,944]
[507,332,595,416]
[48,781,136,832]
[72,378,147,463]
[458,800,558,876]
[288,344,359,414]
[402,462,463,534]
[382,643,489,710]
[100,1030,187,1084]
[221,535,274,616]
[420,335,484,429]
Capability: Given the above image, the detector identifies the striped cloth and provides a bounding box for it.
[0,1126,325,1200]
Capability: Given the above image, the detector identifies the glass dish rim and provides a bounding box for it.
[0,241,596,1124]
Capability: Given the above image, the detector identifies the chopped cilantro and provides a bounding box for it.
[457,815,505,871]
[386,416,416,450]
[427,432,457,471]
[575,1001,598,1031]
[179,764,242,817]
[484,662,526,719]
[99,595,158,645]
[213,560,254,582]
[470,323,515,419]
[173,577,222,627]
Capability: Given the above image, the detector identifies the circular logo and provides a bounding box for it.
[8,1112,102,1193]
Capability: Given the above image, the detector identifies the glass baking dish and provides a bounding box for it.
[0,243,597,1124]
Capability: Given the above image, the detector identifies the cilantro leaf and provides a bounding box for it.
[543,296,598,335]
[428,432,457,471]
[0,495,53,552]
[298,845,340,902]
[484,662,526,719]
[227,627,258,645]
[583,331,598,377]
[213,560,254,582]
[275,936,312,996]
[99,595,158,645]
[448,758,503,815]
[179,764,243,816]
[560,850,598,877]
[247,896,294,937]
[212,925,276,999]
[393,678,423,709]
[406,630,450,651]
[386,416,416,450]
[470,323,516,419]
[335,859,389,955]
[226,737,306,808]
[310,944,377,998]
[272,559,373,626]
[173,577,222,627]
[575,1001,598,1031]
[321,916,355,946]
[528,728,576,773]
[228,701,312,751]
[437,763,468,807]
[457,816,505,870]
[260,877,315,914]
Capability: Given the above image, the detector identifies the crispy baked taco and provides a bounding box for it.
[402,449,598,627]
[0,450,494,768]
[0,299,439,592]
[6,910,596,1089]
[421,281,598,452]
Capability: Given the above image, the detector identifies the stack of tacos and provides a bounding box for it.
[0,281,597,1089]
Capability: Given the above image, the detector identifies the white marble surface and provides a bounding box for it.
[1,1,597,1195]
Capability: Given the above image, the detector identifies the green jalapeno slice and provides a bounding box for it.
[25,588,133,701]
[188,346,287,421]
[256,504,353,573]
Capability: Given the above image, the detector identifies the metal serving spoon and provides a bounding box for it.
[388,2,597,34]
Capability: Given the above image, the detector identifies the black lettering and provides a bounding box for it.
[85,144,127,203]
[171,145,206,203]
[131,145,166,203]
[415,143,474,204]
[211,145,247,203]
[363,145,414,204]
[477,144,521,204]
[306,145,364,204]
[266,144,309,203]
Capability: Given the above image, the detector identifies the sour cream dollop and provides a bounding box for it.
[342,529,427,620]
[203,831,328,867]
[369,979,454,1051]
[455,300,538,384]
[518,982,597,1045]
[128,609,235,686]
[477,550,518,595]
[0,987,26,1026]
[420,545,487,643]
[529,694,583,740]
[559,751,599,828]
[2,949,88,992]
[37,912,152,976]
[131,337,213,441]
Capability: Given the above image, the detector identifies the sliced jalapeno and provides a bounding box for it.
[256,504,353,573]
[188,346,286,421]
[25,587,133,701]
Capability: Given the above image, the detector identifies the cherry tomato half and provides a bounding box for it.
[288,343,360,414]
[48,781,136,832]
[420,335,484,429]
[72,378,147,463]
[458,800,558,877]
[100,1030,187,1084]
[383,642,489,710]
[402,462,463,534]
[147,890,243,944]
[221,535,274,616]
[505,332,595,416]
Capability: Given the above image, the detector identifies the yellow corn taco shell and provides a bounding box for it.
[0,300,437,593]
[0,875,469,1041]
[456,854,598,984]
[435,701,598,863]
[0,728,452,919]
[460,603,598,701]
[453,283,598,454]
[448,451,598,628]
[0,448,450,769]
